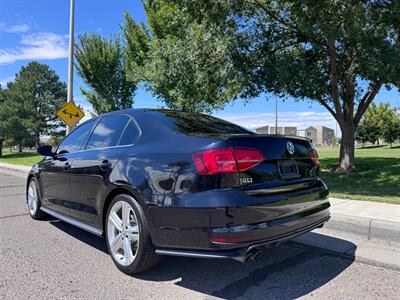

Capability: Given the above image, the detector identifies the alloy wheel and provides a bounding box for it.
[27,180,38,215]
[107,201,140,266]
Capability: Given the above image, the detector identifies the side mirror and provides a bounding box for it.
[37,145,54,157]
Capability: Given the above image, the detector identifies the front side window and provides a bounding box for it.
[58,120,95,153]
[86,115,129,150]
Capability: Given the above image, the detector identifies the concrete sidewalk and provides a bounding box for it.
[329,197,400,222]
[1,162,399,269]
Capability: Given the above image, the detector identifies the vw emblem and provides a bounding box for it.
[286,141,295,155]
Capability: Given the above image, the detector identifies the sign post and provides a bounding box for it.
[66,0,75,135]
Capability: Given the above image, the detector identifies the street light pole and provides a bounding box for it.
[66,0,75,135]
[275,95,278,134]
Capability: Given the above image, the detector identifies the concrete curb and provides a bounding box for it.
[324,213,400,246]
[293,229,400,271]
[0,162,31,173]
[0,163,31,178]
[294,202,400,271]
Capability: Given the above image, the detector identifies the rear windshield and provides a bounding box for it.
[150,110,253,135]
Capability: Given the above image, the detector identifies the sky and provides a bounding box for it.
[1,0,399,137]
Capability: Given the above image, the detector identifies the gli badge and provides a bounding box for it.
[240,177,253,185]
[286,141,295,155]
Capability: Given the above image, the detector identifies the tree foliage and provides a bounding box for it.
[357,102,400,146]
[0,85,7,156]
[76,0,400,171]
[383,121,400,147]
[122,1,241,113]
[356,120,380,146]
[0,62,67,149]
[171,0,400,171]
[75,34,137,114]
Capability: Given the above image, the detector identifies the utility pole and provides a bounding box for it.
[397,94,399,111]
[335,121,338,144]
[66,0,75,135]
[275,95,278,134]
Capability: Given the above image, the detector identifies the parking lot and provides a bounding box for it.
[1,169,399,300]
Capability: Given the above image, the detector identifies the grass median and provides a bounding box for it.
[0,150,41,166]
[0,144,399,204]
[318,144,400,204]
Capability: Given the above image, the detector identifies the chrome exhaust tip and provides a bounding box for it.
[233,249,262,263]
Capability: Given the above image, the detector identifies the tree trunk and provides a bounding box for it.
[337,122,355,172]
[18,144,22,152]
[0,140,3,157]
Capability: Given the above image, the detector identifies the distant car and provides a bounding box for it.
[27,109,330,274]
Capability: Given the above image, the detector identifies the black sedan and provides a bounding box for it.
[27,109,330,274]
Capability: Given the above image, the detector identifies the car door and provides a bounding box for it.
[68,115,141,225]
[39,119,96,216]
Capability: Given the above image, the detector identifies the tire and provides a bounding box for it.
[27,177,46,220]
[105,194,160,274]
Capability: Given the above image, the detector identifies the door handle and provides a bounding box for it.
[64,162,71,171]
[99,160,112,171]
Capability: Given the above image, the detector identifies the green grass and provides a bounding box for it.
[0,149,42,166]
[318,144,400,204]
[1,144,399,204]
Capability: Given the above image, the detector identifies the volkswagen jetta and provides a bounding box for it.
[27,109,330,274]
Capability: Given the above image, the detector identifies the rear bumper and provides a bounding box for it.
[149,179,330,251]
[155,215,330,262]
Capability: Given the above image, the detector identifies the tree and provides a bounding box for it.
[47,129,66,147]
[122,2,241,113]
[356,120,380,147]
[172,0,400,171]
[75,34,137,114]
[383,120,400,148]
[362,102,399,144]
[2,62,67,148]
[0,85,8,157]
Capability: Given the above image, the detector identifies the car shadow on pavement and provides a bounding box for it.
[49,220,109,253]
[49,220,356,299]
[138,239,356,299]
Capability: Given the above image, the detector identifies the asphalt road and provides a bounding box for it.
[1,170,399,300]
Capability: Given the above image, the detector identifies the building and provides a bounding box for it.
[256,124,335,145]
[297,126,335,145]
[316,126,335,145]
[297,126,317,143]
[255,125,269,134]
[256,125,297,136]
[269,126,284,134]
[283,127,297,136]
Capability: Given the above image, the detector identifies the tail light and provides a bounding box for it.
[310,149,320,166]
[192,148,265,175]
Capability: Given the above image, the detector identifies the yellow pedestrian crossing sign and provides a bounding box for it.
[57,102,85,127]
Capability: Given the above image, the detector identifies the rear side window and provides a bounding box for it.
[58,120,95,153]
[86,115,129,150]
[119,120,140,146]
[152,110,253,135]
